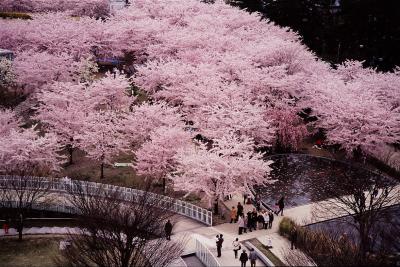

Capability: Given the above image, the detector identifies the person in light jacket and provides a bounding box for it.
[238,215,245,235]
[232,237,240,259]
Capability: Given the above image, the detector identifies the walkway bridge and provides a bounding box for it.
[0,175,213,226]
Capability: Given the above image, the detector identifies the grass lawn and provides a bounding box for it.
[0,236,64,267]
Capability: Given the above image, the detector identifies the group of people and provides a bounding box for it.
[232,238,257,267]
[231,204,275,235]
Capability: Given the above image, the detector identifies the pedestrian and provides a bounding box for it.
[251,209,258,231]
[243,215,248,233]
[164,220,172,240]
[217,234,224,257]
[246,211,253,232]
[243,193,248,205]
[249,248,257,267]
[266,237,273,248]
[237,202,244,220]
[257,212,264,230]
[238,215,245,235]
[268,210,274,229]
[230,206,237,223]
[275,196,285,216]
[262,211,269,229]
[255,196,262,212]
[290,227,298,250]
[239,249,248,267]
[232,237,241,259]
[3,218,9,235]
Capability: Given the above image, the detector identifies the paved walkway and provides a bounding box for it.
[4,187,398,266]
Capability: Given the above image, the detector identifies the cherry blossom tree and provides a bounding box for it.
[0,127,63,175]
[0,109,21,136]
[135,126,192,193]
[170,133,273,212]
[310,73,400,156]
[0,0,109,17]
[272,109,308,151]
[13,51,78,94]
[0,13,111,58]
[87,72,133,112]
[35,82,88,164]
[0,126,64,241]
[126,102,185,148]
[77,110,131,179]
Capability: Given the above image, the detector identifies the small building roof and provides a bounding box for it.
[0,49,13,55]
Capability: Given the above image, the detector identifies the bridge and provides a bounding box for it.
[0,175,213,226]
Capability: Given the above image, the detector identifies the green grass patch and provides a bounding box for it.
[248,238,286,266]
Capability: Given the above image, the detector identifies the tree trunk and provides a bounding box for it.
[358,222,369,264]
[18,228,23,241]
[100,163,104,179]
[68,146,73,165]
[162,178,166,195]
[213,198,219,215]
[17,214,23,241]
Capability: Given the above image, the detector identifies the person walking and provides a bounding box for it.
[230,206,237,223]
[290,227,298,250]
[243,193,248,205]
[232,237,241,259]
[238,215,245,235]
[249,248,257,267]
[239,249,249,267]
[237,202,244,220]
[217,234,224,257]
[164,220,172,240]
[268,210,274,228]
[276,196,285,216]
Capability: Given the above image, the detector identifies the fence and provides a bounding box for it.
[193,234,221,267]
[0,176,213,226]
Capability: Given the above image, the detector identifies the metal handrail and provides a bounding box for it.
[0,176,212,226]
[193,234,220,267]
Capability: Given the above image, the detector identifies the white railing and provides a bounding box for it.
[193,234,220,267]
[0,176,212,226]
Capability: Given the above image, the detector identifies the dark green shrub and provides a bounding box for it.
[278,217,296,237]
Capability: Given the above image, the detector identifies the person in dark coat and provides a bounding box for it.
[246,211,253,232]
[268,210,274,229]
[290,227,298,250]
[237,202,244,220]
[239,249,249,267]
[217,234,224,257]
[257,213,264,230]
[251,209,258,231]
[164,220,172,240]
[276,196,285,216]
